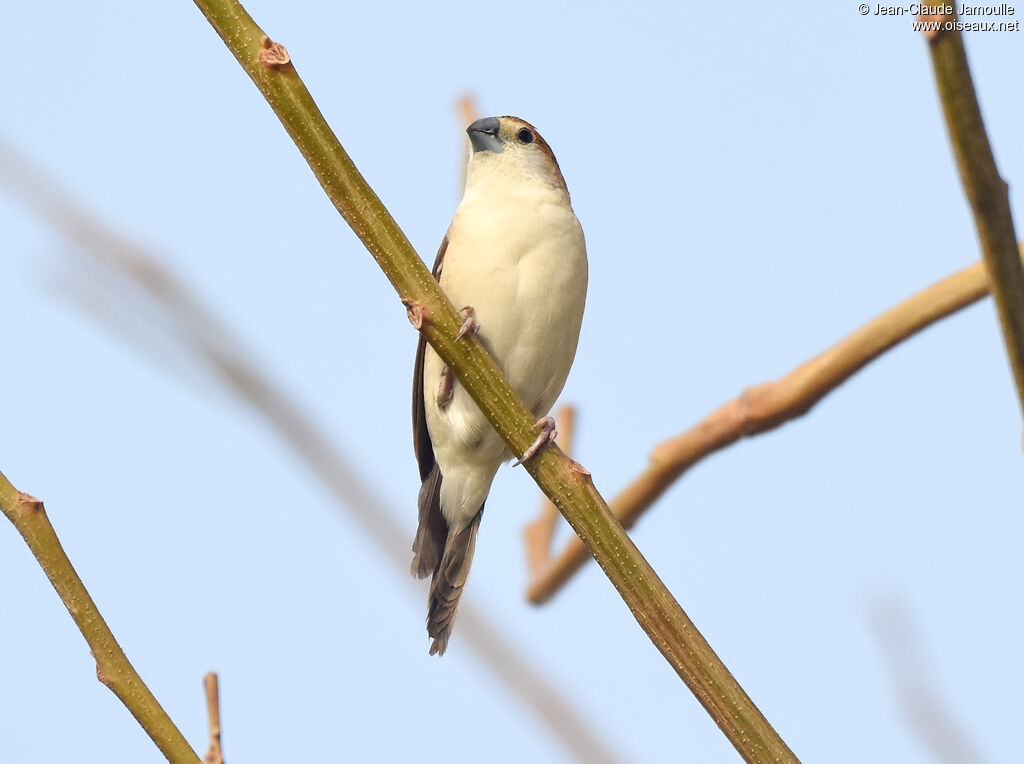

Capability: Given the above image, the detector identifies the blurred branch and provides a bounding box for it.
[455,93,477,191]
[0,142,623,764]
[869,595,985,764]
[202,673,224,764]
[189,3,797,760]
[43,254,217,397]
[527,248,1024,604]
[456,93,478,128]
[923,11,1024,417]
[0,470,201,764]
[524,405,574,578]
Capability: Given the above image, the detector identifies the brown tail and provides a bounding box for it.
[411,463,484,655]
[411,464,446,579]
[426,509,483,656]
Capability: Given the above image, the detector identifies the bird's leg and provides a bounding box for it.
[436,307,478,410]
[436,365,455,409]
[513,416,558,466]
[454,305,480,341]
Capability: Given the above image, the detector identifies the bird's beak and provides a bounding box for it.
[467,117,504,154]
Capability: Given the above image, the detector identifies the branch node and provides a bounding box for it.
[96,663,112,688]
[919,9,954,42]
[257,35,291,69]
[569,460,593,484]
[402,298,431,330]
[16,491,44,512]
[736,385,763,435]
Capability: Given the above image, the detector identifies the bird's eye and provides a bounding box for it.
[516,128,534,145]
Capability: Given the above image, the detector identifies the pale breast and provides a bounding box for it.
[440,191,587,417]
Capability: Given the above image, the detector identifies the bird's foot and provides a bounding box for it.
[437,365,455,409]
[454,306,480,341]
[513,416,557,466]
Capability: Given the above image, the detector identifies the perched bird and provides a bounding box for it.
[411,116,588,655]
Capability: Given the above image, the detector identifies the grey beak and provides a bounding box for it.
[467,117,503,154]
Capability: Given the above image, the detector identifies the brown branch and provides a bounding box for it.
[455,93,477,192]
[456,93,478,128]
[0,472,201,764]
[0,138,624,764]
[923,11,1024,417]
[524,405,575,577]
[202,673,224,764]
[527,249,1020,604]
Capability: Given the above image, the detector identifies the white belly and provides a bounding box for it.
[422,188,587,528]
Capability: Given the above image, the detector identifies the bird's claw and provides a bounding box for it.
[513,416,557,466]
[437,365,455,409]
[454,306,480,341]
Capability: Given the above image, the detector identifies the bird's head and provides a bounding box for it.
[465,116,568,195]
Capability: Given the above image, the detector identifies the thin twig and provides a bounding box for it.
[0,141,624,764]
[189,4,798,760]
[0,471,201,764]
[456,93,477,192]
[203,673,224,764]
[524,405,575,577]
[456,93,477,128]
[922,10,1024,417]
[527,250,1022,604]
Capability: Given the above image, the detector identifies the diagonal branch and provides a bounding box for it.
[923,11,1024,417]
[526,249,1023,603]
[0,142,623,764]
[189,3,797,761]
[0,471,201,764]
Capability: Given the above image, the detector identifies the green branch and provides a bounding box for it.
[0,470,200,764]
[924,16,1024,416]
[189,1,798,760]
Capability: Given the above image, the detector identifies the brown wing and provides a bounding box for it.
[410,233,487,654]
[412,235,447,480]
[411,236,449,581]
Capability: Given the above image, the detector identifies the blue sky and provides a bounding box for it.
[2,3,1022,762]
